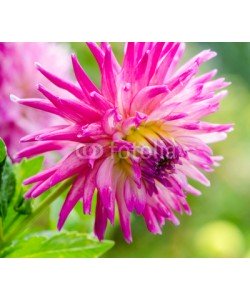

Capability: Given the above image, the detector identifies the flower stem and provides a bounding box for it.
[3,179,72,246]
[4,214,22,233]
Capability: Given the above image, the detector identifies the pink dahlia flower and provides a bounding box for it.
[0,42,72,157]
[12,43,232,242]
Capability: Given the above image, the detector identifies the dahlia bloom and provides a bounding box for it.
[0,42,72,157]
[12,43,232,242]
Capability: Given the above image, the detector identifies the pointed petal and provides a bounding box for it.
[58,174,86,230]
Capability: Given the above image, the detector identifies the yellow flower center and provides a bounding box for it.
[125,120,171,147]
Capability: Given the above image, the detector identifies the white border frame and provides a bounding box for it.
[0,1,249,298]
[0,259,249,300]
[0,0,249,41]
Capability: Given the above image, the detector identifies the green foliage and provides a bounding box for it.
[13,156,44,215]
[199,43,250,84]
[14,156,44,185]
[0,231,114,258]
[0,139,16,219]
[2,155,44,231]
[0,140,114,258]
[0,140,41,221]
[0,138,6,165]
[0,160,16,219]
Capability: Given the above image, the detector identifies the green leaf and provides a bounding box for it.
[14,156,44,184]
[0,138,7,165]
[0,231,114,258]
[14,194,32,215]
[0,139,7,179]
[0,139,16,220]
[12,156,44,215]
[3,156,44,229]
[0,159,16,219]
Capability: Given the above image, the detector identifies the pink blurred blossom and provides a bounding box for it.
[0,42,72,157]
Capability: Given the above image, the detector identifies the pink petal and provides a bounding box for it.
[58,174,86,230]
[36,62,84,100]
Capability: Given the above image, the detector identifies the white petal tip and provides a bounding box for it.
[34,62,41,68]
[71,53,77,60]
[10,94,19,102]
[227,125,234,132]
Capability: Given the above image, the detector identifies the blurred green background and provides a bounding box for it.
[38,43,250,257]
